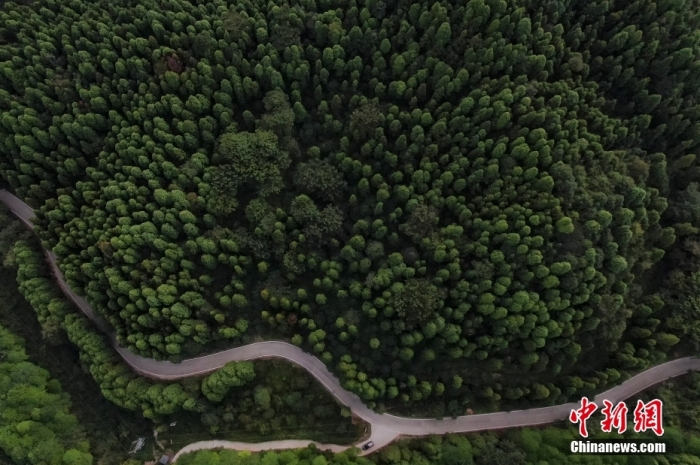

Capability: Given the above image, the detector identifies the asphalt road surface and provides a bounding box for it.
[2,189,697,459]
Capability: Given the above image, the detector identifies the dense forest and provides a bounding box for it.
[147,372,700,465]
[174,420,700,465]
[0,211,151,464]
[175,370,700,465]
[0,322,93,465]
[0,206,362,461]
[3,0,700,425]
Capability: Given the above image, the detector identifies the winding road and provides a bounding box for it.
[1,189,698,460]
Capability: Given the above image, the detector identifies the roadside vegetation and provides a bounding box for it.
[0,206,363,462]
[0,321,93,465]
[3,0,700,418]
[175,415,700,465]
[2,0,700,461]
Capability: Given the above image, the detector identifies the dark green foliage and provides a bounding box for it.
[186,359,361,438]
[400,203,440,244]
[178,417,700,465]
[350,104,383,139]
[672,183,700,226]
[1,0,700,419]
[202,361,256,402]
[0,207,150,465]
[258,90,296,137]
[178,447,372,465]
[210,129,291,200]
[7,225,359,440]
[0,323,93,465]
[294,159,348,202]
[391,279,443,329]
[661,270,700,351]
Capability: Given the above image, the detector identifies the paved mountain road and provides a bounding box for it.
[1,189,698,459]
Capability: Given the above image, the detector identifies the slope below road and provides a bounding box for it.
[1,189,697,458]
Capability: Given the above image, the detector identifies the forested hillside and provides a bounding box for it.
[139,370,700,465]
[0,322,93,465]
[175,366,700,465]
[11,233,362,439]
[175,423,700,465]
[2,0,700,417]
[0,205,363,453]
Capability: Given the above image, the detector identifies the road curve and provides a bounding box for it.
[1,189,698,459]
